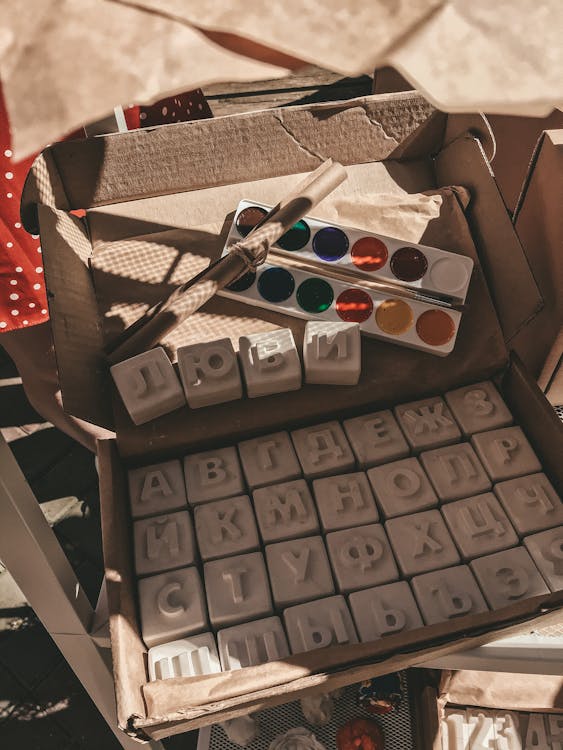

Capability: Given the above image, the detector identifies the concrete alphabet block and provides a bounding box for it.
[134,510,196,576]
[284,595,358,654]
[218,616,290,671]
[184,446,245,504]
[394,396,461,452]
[313,471,379,531]
[239,329,302,398]
[524,526,563,591]
[367,457,438,519]
[194,495,259,561]
[177,338,242,408]
[148,633,221,681]
[471,426,541,482]
[238,431,301,489]
[265,536,334,607]
[349,581,424,642]
[442,493,519,560]
[495,473,563,536]
[110,346,186,425]
[128,459,187,519]
[420,443,491,502]
[303,321,361,385]
[445,380,513,436]
[470,547,550,608]
[343,409,409,468]
[291,421,355,479]
[253,479,319,543]
[326,524,399,593]
[411,565,488,625]
[386,509,460,577]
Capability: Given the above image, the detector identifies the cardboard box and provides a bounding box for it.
[22,92,563,740]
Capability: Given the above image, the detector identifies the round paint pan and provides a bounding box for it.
[277,219,311,252]
[227,270,257,292]
[312,227,349,262]
[375,299,414,335]
[235,206,268,237]
[351,237,388,272]
[257,267,295,303]
[296,277,334,313]
[390,247,428,282]
[429,257,470,294]
[336,288,373,323]
[415,309,456,346]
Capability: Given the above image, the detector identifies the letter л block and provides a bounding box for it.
[344,409,409,468]
[349,581,424,642]
[238,431,301,489]
[291,421,355,479]
[470,547,549,608]
[184,446,245,504]
[134,510,196,576]
[265,536,334,607]
[177,338,242,408]
[326,524,399,593]
[367,457,438,519]
[420,443,491,502]
[218,616,290,671]
[313,472,379,532]
[445,381,513,436]
[386,509,460,577]
[471,426,541,482]
[253,479,319,543]
[411,565,488,625]
[238,329,302,398]
[495,473,563,535]
[524,526,563,591]
[148,633,221,681]
[194,495,259,560]
[110,346,186,425]
[394,396,461,452]
[128,459,187,519]
[303,321,361,385]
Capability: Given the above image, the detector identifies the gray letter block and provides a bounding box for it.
[471,426,542,482]
[184,446,245,504]
[177,338,242,408]
[265,536,334,607]
[394,396,461,452]
[495,473,563,536]
[524,526,563,591]
[326,524,399,593]
[303,321,361,386]
[367,457,438,519]
[128,459,187,519]
[284,595,358,654]
[134,510,196,576]
[420,443,491,502]
[343,409,409,468]
[218,616,290,671]
[204,552,273,628]
[138,567,207,648]
[313,472,379,532]
[291,421,355,479]
[238,431,301,489]
[470,547,550,609]
[194,495,259,561]
[110,346,186,425]
[445,381,513,436]
[349,581,424,642]
[239,329,302,398]
[411,565,488,625]
[148,633,221,680]
[386,509,460,577]
[442,493,519,560]
[253,480,319,543]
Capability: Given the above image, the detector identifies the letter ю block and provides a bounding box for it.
[238,328,302,398]
[177,338,242,408]
[303,321,361,386]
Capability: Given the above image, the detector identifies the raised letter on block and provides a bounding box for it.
[411,565,488,625]
[304,321,361,385]
[194,495,259,560]
[148,633,221,680]
[239,329,302,398]
[178,338,242,408]
[265,536,334,606]
[253,479,319,542]
[134,510,196,576]
[394,396,461,452]
[218,616,290,671]
[471,547,550,608]
[349,580,423,642]
[128,459,187,519]
[284,595,358,654]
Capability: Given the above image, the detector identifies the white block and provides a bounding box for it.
[184,446,244,504]
[494,711,522,750]
[349,580,424,642]
[218,616,290,671]
[326,524,399,593]
[495,473,563,536]
[313,472,379,531]
[177,338,242,408]
[394,396,461,452]
[148,633,221,681]
[525,714,550,750]
[442,709,470,750]
[128,459,187,519]
[265,536,334,607]
[467,710,497,750]
[445,381,513,436]
[291,421,355,479]
[386,509,460,577]
[204,552,273,628]
[367,457,438,519]
[303,321,361,385]
[284,595,358,654]
[344,409,410,468]
[420,443,491,502]
[470,547,549,609]
[238,431,301,489]
[138,567,207,648]
[442,493,519,560]
[253,479,319,542]
[134,510,196,576]
[110,347,186,425]
[471,426,542,482]
[194,495,259,561]
[524,526,563,591]
[239,328,302,398]
[411,565,488,625]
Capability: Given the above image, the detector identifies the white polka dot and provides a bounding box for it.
[15,266,22,272]
[41,309,47,315]
[33,283,41,290]
[5,171,13,180]
[139,112,147,120]
[9,279,17,285]
[23,320,29,325]
[6,192,12,198]
[9,293,19,301]
[11,309,19,316]
[36,267,43,273]
[37,247,42,253]
[6,242,13,248]
[14,222,21,229]
[31,234,39,239]
[4,149,12,157]
[161,106,168,116]
[0,322,6,329]
[29,302,36,308]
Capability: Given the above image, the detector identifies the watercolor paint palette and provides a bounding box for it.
[218,201,471,356]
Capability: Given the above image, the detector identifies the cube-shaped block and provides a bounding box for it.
[128,459,187,519]
[442,493,519,560]
[177,338,242,408]
[411,565,488,625]
[110,347,186,425]
[420,443,491,502]
[138,567,207,648]
[386,509,460,577]
[194,495,259,560]
[445,381,513,436]
[470,547,550,609]
[466,710,497,750]
[284,596,358,654]
[291,421,355,479]
[471,426,541,482]
[313,472,379,531]
[394,396,461,452]
[148,633,221,681]
[326,524,399,593]
[253,480,319,543]
[218,617,290,671]
[303,321,361,385]
[495,473,563,536]
[524,526,563,591]
[239,329,302,398]
[349,581,424,642]
[238,431,301,489]
[184,447,244,505]
[265,536,334,607]
[204,552,273,628]
[367,457,438,519]
[344,410,409,469]
[134,510,196,576]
